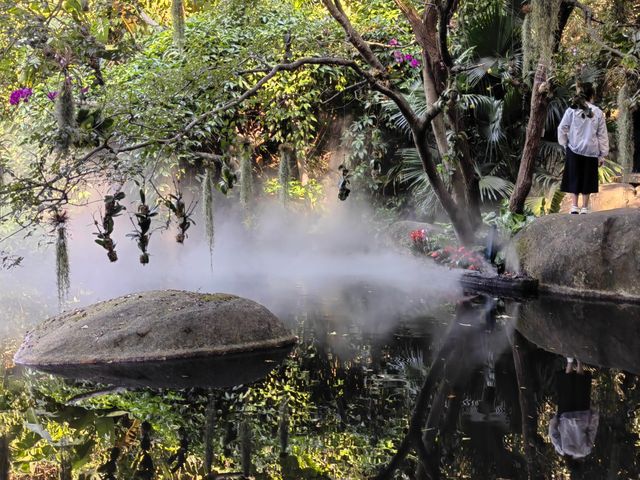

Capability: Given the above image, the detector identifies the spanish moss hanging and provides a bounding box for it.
[204,396,216,474]
[239,420,252,478]
[52,209,70,307]
[617,81,635,174]
[530,0,561,68]
[239,139,254,213]
[55,77,76,151]
[171,0,185,51]
[521,10,533,80]
[202,166,215,262]
[278,144,293,207]
[278,399,289,457]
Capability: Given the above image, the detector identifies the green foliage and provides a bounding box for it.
[264,179,324,209]
[483,200,536,237]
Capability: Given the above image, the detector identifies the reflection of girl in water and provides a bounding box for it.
[549,358,599,459]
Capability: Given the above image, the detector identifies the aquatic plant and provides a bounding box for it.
[338,165,351,201]
[94,192,126,262]
[128,187,157,265]
[165,188,196,244]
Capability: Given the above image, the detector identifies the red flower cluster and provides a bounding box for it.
[410,229,427,242]
[428,245,485,271]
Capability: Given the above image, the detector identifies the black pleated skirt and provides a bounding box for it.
[556,371,592,414]
[560,147,599,194]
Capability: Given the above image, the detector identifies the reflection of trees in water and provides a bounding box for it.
[373,296,640,480]
[3,296,640,479]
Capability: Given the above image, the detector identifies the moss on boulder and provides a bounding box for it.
[15,290,297,367]
[509,208,640,301]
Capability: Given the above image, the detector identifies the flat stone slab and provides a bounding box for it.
[14,290,297,367]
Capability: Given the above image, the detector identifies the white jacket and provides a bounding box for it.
[557,104,609,158]
[549,409,599,458]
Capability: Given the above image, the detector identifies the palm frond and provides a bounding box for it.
[478,174,514,201]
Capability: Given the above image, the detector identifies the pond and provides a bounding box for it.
[1,286,639,480]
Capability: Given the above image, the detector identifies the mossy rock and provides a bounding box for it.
[509,208,640,301]
[15,290,297,366]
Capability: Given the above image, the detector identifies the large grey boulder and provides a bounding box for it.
[509,208,640,301]
[14,290,297,387]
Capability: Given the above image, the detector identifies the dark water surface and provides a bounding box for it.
[1,289,639,480]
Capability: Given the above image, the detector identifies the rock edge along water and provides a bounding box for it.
[509,208,640,302]
[14,290,297,367]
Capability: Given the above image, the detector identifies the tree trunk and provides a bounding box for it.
[422,63,449,157]
[447,110,482,229]
[509,330,546,480]
[412,127,476,245]
[509,62,551,214]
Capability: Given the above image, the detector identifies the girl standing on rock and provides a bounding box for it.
[558,83,609,214]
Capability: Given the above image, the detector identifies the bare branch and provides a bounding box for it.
[565,0,634,59]
[320,0,387,73]
[437,0,455,68]
[322,80,368,104]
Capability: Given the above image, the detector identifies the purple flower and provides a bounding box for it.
[8,87,33,106]
[409,57,421,68]
[393,50,404,63]
[47,91,59,101]
[388,38,399,46]
[9,91,21,105]
[80,86,89,94]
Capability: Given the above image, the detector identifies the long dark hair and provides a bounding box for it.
[570,83,595,119]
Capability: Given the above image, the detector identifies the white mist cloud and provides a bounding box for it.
[1,190,462,340]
